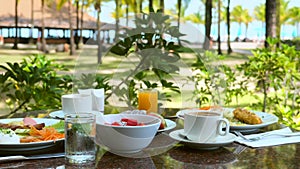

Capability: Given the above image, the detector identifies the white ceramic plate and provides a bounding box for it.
[176,108,279,130]
[49,110,65,119]
[169,129,237,150]
[223,109,279,130]
[0,118,64,155]
[158,119,176,132]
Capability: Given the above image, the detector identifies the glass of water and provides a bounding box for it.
[65,113,96,164]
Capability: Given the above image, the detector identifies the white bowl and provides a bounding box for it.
[95,114,161,153]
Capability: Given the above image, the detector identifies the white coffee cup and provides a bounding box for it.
[183,110,230,142]
[62,94,92,114]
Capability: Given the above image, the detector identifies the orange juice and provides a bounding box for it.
[138,89,158,114]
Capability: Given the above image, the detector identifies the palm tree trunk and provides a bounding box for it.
[203,0,212,50]
[265,0,277,47]
[97,8,102,64]
[41,0,46,53]
[76,0,79,49]
[79,0,84,46]
[115,0,120,42]
[177,0,182,45]
[12,0,19,49]
[139,0,143,13]
[226,0,232,54]
[276,0,281,47]
[245,25,248,38]
[133,0,137,20]
[160,0,164,13]
[29,0,34,44]
[126,3,129,26]
[140,0,144,19]
[217,0,222,54]
[149,0,153,13]
[177,0,181,29]
[69,0,75,55]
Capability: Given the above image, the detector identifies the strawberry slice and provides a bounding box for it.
[111,122,121,126]
[138,122,145,126]
[121,118,129,123]
[126,119,138,126]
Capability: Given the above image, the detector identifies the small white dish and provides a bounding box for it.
[169,129,237,150]
[49,110,64,119]
[158,119,176,132]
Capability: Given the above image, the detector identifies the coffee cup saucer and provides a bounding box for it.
[169,129,237,150]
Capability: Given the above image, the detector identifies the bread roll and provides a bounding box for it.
[233,108,262,124]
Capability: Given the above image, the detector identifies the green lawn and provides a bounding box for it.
[0,43,252,115]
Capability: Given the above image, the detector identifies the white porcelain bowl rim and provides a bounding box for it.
[97,114,161,128]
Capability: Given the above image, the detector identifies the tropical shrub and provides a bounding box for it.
[0,55,72,116]
[108,12,183,108]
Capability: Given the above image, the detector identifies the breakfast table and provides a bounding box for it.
[0,109,300,168]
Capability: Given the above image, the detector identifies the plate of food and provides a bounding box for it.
[223,108,279,130]
[176,107,278,131]
[0,117,64,155]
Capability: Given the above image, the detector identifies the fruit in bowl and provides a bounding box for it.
[148,112,167,129]
[95,114,161,153]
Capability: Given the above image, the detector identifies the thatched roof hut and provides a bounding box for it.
[0,0,116,44]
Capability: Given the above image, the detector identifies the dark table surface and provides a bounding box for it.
[0,111,300,169]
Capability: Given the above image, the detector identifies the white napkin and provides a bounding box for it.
[78,88,105,112]
[235,127,300,148]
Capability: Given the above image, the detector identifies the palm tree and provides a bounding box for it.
[114,0,120,42]
[132,0,137,19]
[29,0,34,44]
[241,9,253,39]
[231,5,244,40]
[123,0,133,26]
[139,0,143,14]
[149,0,154,12]
[185,12,204,27]
[276,0,280,41]
[159,0,164,13]
[41,0,47,53]
[265,0,277,47]
[12,0,19,49]
[75,0,80,49]
[254,4,265,40]
[68,0,75,55]
[177,0,182,29]
[203,0,212,50]
[79,0,85,47]
[288,7,300,37]
[169,0,191,24]
[226,0,232,54]
[94,0,102,63]
[278,0,290,39]
[217,0,222,54]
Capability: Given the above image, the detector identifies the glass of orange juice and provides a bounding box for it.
[138,89,158,114]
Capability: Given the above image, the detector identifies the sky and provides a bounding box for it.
[98,0,300,42]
